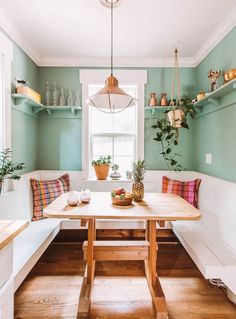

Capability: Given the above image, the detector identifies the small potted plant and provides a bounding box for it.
[0,149,25,194]
[131,159,145,202]
[110,164,121,180]
[92,155,111,180]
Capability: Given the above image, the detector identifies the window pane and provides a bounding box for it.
[89,83,138,175]
[92,136,112,158]
[113,106,136,132]
[114,156,133,172]
[114,136,134,156]
[91,107,113,133]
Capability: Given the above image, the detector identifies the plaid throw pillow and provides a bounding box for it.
[30,174,71,221]
[162,176,201,208]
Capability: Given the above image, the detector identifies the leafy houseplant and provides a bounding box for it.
[110,164,121,180]
[92,155,111,180]
[131,159,145,202]
[0,149,25,194]
[152,96,194,171]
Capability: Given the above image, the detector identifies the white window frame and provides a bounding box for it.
[0,31,13,150]
[80,69,147,180]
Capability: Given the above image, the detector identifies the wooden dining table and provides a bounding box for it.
[44,192,201,319]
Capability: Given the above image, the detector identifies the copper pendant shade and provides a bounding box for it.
[86,0,137,113]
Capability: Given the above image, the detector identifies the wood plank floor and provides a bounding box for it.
[14,230,236,319]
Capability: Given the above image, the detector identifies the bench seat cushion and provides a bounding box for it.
[173,220,236,288]
[13,219,61,291]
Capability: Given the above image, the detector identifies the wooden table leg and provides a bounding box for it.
[87,219,95,284]
[145,220,168,319]
[77,219,96,318]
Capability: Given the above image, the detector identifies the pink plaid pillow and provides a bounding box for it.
[162,176,201,207]
[30,174,71,221]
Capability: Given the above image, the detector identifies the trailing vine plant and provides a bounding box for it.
[151,48,195,171]
[152,96,194,171]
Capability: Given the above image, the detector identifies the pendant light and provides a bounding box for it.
[86,0,137,113]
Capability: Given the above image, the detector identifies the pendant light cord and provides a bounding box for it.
[111,0,114,76]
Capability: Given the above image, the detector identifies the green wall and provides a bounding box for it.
[37,67,195,170]
[8,26,236,181]
[193,26,236,182]
[0,27,40,173]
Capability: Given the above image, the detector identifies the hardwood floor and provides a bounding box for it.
[14,230,236,319]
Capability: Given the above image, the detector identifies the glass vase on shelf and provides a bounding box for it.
[44,82,50,106]
[74,91,80,107]
[59,88,66,106]
[67,88,74,106]
[52,82,58,106]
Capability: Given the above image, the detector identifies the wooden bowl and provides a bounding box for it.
[112,196,133,206]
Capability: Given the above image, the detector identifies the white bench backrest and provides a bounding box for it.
[197,173,236,252]
[0,171,40,221]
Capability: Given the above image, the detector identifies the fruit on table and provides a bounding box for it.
[111,189,133,200]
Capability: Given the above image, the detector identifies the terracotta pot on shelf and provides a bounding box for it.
[167,109,184,128]
[223,68,236,83]
[160,93,168,106]
[149,93,158,107]
[93,164,110,180]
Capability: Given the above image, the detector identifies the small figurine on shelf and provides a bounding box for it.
[149,92,158,107]
[59,88,66,106]
[208,69,221,92]
[160,93,168,106]
[110,164,121,180]
[44,82,50,106]
[52,82,58,106]
[67,88,74,106]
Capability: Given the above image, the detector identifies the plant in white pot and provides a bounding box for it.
[0,149,25,194]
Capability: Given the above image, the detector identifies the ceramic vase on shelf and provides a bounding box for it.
[74,91,80,107]
[160,93,168,106]
[44,82,51,106]
[67,89,74,106]
[149,92,158,107]
[52,82,58,106]
[59,88,66,106]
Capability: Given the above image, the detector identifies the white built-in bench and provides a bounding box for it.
[0,169,235,319]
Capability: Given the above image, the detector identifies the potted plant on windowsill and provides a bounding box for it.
[92,155,111,180]
[0,149,25,194]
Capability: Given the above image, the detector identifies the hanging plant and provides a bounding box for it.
[152,96,194,171]
[152,49,194,171]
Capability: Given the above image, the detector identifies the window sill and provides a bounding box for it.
[84,178,132,183]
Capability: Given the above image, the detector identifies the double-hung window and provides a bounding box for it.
[80,70,147,179]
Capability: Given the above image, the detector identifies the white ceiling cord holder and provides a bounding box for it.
[86,0,137,114]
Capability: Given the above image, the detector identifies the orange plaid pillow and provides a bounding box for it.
[30,174,71,221]
[162,176,201,208]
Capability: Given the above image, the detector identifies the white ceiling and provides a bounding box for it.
[0,0,236,66]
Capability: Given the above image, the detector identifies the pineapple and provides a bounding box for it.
[131,159,145,202]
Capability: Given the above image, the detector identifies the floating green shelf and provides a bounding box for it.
[12,93,82,115]
[145,106,170,116]
[193,78,236,113]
